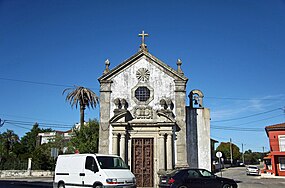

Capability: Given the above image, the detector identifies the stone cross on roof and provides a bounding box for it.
[138,30,149,51]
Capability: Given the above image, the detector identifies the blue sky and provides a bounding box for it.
[1,0,285,152]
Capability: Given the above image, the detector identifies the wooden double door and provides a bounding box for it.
[132,138,153,187]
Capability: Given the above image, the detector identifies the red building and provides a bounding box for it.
[262,123,285,176]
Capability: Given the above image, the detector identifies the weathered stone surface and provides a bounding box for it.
[98,47,210,187]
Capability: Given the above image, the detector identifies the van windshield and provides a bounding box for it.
[97,156,129,169]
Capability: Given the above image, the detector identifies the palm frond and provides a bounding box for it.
[63,86,99,109]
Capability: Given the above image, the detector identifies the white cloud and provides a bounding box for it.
[210,94,285,121]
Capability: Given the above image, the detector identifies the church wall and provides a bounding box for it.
[196,108,211,171]
[110,57,176,119]
[107,56,180,187]
[187,107,211,171]
[98,48,206,187]
[186,107,199,168]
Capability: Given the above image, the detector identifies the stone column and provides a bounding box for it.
[128,134,132,167]
[112,133,118,155]
[174,79,188,168]
[120,133,126,161]
[166,134,173,170]
[158,133,165,171]
[98,80,112,154]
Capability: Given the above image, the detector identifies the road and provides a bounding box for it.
[0,178,52,188]
[1,167,285,188]
[218,166,285,188]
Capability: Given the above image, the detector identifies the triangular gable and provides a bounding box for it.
[98,50,188,82]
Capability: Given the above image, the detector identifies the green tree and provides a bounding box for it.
[1,129,19,155]
[20,123,53,155]
[21,123,42,154]
[68,119,99,153]
[216,142,241,161]
[244,149,263,164]
[31,143,54,170]
[0,132,5,155]
[0,133,5,164]
[63,86,99,127]
[48,134,67,155]
[0,130,20,169]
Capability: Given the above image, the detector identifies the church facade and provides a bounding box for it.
[98,32,210,187]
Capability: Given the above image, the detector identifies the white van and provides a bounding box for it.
[53,153,136,188]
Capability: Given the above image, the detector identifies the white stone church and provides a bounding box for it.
[98,31,211,187]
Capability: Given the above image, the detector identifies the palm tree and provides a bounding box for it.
[2,129,19,154]
[63,86,99,127]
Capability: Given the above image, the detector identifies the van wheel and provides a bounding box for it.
[94,185,102,188]
[58,183,65,188]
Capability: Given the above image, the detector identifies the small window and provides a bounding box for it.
[97,156,128,169]
[279,135,285,152]
[85,156,97,171]
[198,169,212,177]
[187,170,200,178]
[279,157,285,171]
[135,87,150,102]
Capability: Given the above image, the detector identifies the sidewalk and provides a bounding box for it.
[261,173,285,179]
[0,176,53,181]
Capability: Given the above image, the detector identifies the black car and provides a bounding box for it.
[159,168,237,188]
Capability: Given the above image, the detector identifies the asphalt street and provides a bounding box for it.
[0,177,52,188]
[1,167,285,188]
[218,166,285,188]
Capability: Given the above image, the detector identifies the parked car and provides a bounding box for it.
[246,165,260,176]
[159,168,237,188]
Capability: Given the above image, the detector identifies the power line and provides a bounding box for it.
[211,126,264,132]
[0,118,5,127]
[1,118,74,130]
[1,77,283,101]
[5,122,72,129]
[5,119,73,127]
[211,114,284,128]
[0,77,73,88]
[6,122,32,130]
[0,113,73,125]
[206,96,285,101]
[211,107,283,123]
[0,77,99,91]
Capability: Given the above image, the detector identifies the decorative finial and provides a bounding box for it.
[176,59,184,75]
[103,59,110,74]
[138,30,149,51]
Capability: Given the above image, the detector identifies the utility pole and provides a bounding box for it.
[262,146,265,161]
[242,143,245,165]
[230,138,233,166]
